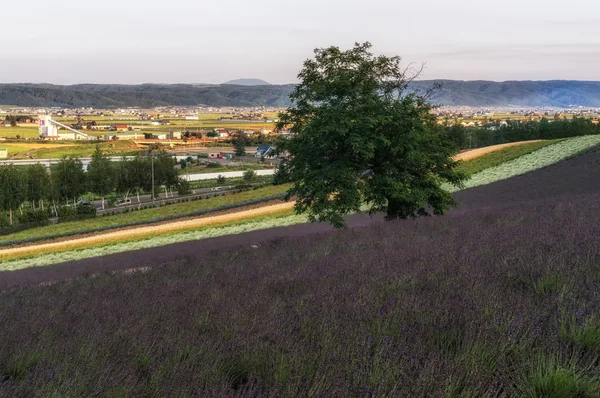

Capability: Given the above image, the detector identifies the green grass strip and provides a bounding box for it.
[455,140,563,176]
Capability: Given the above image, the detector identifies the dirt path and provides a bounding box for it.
[453,140,543,162]
[0,202,295,261]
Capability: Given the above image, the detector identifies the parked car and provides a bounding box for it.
[114,198,132,206]
[76,200,93,207]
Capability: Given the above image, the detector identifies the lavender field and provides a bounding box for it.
[1,146,600,396]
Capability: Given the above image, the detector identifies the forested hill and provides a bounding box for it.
[410,80,600,108]
[0,84,295,108]
[2,80,600,108]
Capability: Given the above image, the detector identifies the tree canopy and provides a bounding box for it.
[88,145,115,209]
[276,42,466,227]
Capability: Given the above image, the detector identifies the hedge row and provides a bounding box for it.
[0,206,97,236]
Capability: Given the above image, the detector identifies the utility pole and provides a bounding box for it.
[151,152,155,204]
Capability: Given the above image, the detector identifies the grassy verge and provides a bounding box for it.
[455,140,562,176]
[0,185,290,244]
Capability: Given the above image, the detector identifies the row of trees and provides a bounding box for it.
[446,117,600,150]
[0,146,187,225]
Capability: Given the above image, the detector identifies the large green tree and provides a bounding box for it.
[231,132,249,156]
[149,147,179,198]
[0,165,27,225]
[276,42,465,227]
[51,157,87,205]
[128,155,150,202]
[26,164,51,210]
[88,145,114,209]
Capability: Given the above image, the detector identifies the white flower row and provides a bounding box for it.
[1,213,308,272]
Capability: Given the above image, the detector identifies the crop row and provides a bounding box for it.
[0,192,287,248]
[4,136,598,270]
[448,135,600,192]
[453,140,543,162]
[0,212,307,272]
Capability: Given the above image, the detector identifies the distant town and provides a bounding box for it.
[0,104,599,162]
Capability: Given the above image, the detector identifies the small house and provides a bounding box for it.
[255,145,274,158]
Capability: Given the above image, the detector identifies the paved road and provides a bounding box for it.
[0,155,193,168]
[185,169,275,181]
[90,183,267,215]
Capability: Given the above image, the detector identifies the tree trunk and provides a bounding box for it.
[19,204,23,216]
[40,200,44,211]
[385,199,401,221]
[102,197,105,210]
[9,208,12,226]
[137,189,140,203]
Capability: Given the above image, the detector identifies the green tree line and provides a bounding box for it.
[446,117,600,150]
[0,146,188,226]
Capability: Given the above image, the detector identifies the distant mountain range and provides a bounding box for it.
[222,78,271,86]
[1,80,600,108]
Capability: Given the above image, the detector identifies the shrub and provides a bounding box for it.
[518,355,600,397]
[177,179,192,196]
[243,169,256,182]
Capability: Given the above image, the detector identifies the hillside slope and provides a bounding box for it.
[2,80,600,107]
[1,147,600,396]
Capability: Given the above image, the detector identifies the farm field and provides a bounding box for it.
[455,134,600,191]
[1,136,598,270]
[0,143,77,157]
[1,143,600,396]
[0,185,290,245]
[4,140,141,159]
[0,202,296,265]
[0,111,281,152]
[454,139,562,176]
[453,139,544,162]
[0,126,38,139]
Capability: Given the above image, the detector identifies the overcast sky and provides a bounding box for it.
[2,0,599,84]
